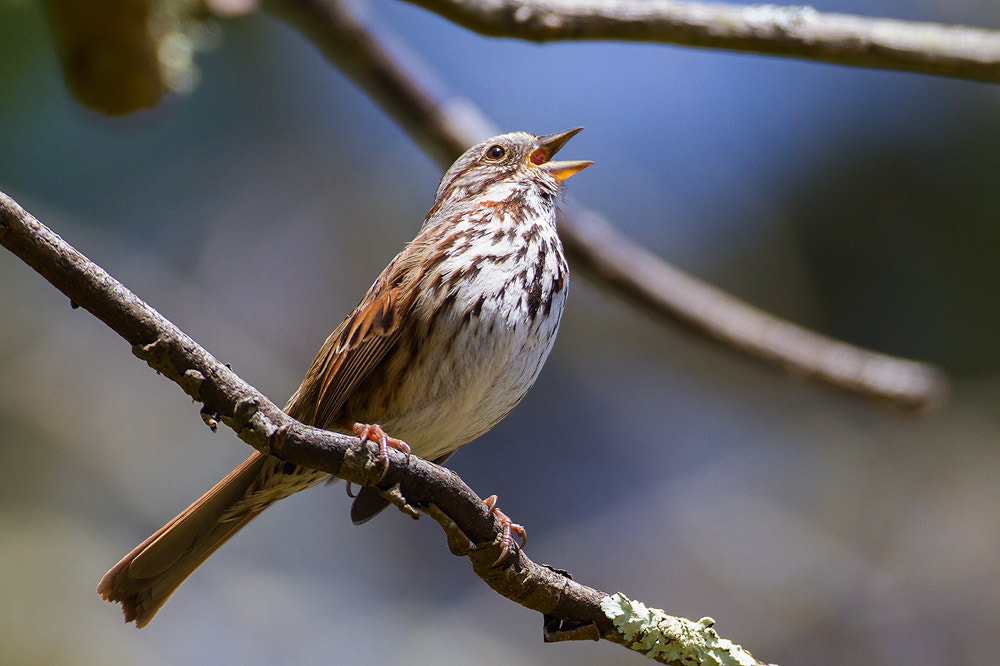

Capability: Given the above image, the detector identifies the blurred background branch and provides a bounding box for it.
[398,0,1000,82]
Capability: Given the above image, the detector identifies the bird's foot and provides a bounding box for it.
[351,422,411,482]
[484,494,526,566]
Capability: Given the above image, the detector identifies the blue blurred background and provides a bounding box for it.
[1,1,999,664]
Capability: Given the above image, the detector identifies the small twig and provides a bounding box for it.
[400,0,1000,83]
[1,190,772,665]
[266,0,945,410]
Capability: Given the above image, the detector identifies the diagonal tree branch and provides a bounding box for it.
[0,190,773,664]
[266,0,945,411]
[398,0,1000,83]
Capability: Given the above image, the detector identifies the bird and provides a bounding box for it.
[99,128,592,627]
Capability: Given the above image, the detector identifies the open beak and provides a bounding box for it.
[532,127,593,181]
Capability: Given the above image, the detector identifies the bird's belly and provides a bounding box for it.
[356,271,566,462]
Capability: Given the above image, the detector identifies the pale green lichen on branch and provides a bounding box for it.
[600,592,758,665]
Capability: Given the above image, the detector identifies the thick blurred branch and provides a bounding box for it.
[0,190,772,665]
[267,0,945,411]
[400,0,1000,83]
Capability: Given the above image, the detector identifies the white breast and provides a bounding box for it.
[379,189,569,461]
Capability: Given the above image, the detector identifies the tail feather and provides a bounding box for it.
[98,452,268,627]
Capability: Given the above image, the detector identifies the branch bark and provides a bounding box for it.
[399,0,1000,83]
[0,190,772,664]
[266,0,945,411]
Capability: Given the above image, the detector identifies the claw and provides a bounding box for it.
[351,422,411,482]
[484,494,526,566]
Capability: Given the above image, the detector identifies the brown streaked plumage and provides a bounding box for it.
[99,128,592,627]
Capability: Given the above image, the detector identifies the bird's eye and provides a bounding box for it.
[485,144,506,160]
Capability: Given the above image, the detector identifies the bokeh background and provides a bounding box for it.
[2,1,999,664]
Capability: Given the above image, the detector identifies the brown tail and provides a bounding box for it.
[98,452,268,628]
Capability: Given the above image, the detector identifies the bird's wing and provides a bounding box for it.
[285,248,423,428]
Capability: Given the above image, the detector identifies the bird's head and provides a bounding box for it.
[434,128,592,205]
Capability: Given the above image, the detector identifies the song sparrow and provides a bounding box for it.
[99,128,591,627]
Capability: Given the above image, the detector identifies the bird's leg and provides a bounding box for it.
[351,422,411,482]
[483,494,526,566]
